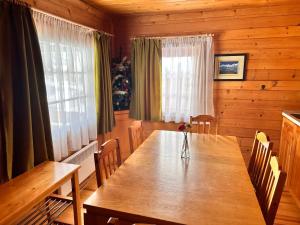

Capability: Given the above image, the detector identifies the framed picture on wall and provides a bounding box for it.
[214,53,247,81]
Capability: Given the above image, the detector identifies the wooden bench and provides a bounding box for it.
[0,161,82,225]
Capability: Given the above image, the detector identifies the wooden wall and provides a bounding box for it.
[24,0,113,33]
[99,111,136,162]
[113,2,300,164]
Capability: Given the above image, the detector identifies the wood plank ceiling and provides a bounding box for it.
[83,0,299,14]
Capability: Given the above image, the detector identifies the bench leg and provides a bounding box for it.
[71,171,82,225]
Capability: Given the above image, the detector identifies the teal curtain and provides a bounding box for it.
[130,38,162,121]
[0,1,54,181]
[94,32,115,134]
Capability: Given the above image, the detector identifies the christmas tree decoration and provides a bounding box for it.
[111,56,131,111]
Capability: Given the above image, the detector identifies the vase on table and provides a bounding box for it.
[178,123,191,158]
[181,132,190,158]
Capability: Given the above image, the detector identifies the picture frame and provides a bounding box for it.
[214,53,247,81]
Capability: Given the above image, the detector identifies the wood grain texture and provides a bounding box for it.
[291,128,300,207]
[23,0,113,33]
[128,121,144,153]
[94,139,122,187]
[278,117,297,188]
[0,161,80,225]
[279,115,300,208]
[50,173,300,225]
[84,130,266,225]
[72,172,83,225]
[99,110,137,162]
[248,131,273,195]
[113,3,300,164]
[57,173,300,225]
[85,0,299,14]
[275,190,300,225]
[258,157,287,225]
[190,115,216,134]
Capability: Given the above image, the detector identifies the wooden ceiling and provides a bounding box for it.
[83,0,296,14]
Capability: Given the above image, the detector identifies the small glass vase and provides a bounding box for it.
[181,132,190,158]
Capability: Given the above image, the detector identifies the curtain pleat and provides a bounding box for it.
[94,33,115,134]
[161,36,215,123]
[130,38,162,121]
[0,1,54,180]
[33,11,97,161]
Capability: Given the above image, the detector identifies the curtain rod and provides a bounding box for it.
[4,0,29,7]
[130,33,214,40]
[32,8,114,37]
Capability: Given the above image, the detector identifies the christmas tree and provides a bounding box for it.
[111,56,131,111]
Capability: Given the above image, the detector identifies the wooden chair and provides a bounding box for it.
[94,139,122,187]
[257,156,286,225]
[189,115,216,134]
[248,131,273,192]
[128,121,143,153]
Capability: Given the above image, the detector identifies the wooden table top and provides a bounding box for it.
[84,130,266,225]
[0,161,80,225]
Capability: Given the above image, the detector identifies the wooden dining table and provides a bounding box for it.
[84,130,266,225]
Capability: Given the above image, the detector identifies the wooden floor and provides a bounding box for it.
[275,191,300,225]
[56,172,300,225]
[55,173,98,225]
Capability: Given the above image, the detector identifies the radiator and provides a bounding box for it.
[59,140,98,195]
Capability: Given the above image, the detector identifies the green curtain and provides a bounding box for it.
[129,38,162,121]
[94,32,115,134]
[0,1,54,181]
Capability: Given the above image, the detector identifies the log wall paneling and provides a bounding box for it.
[113,2,300,165]
[23,0,113,33]
[98,111,136,162]
[85,0,300,14]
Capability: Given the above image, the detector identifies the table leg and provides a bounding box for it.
[71,171,82,225]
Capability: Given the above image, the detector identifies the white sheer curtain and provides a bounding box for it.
[33,11,97,161]
[162,36,214,123]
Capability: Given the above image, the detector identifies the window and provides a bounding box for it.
[33,12,97,161]
[161,36,215,123]
[162,56,193,122]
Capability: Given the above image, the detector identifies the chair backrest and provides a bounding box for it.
[258,156,286,225]
[189,115,215,134]
[248,131,273,191]
[94,139,122,187]
[128,121,143,153]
